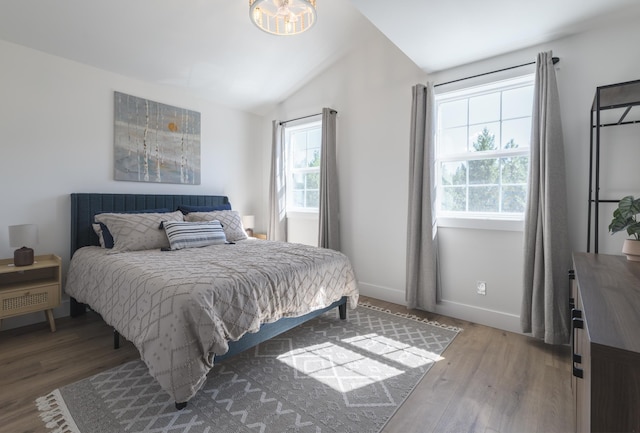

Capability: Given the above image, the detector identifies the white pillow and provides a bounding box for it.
[92,223,106,248]
[163,220,227,250]
[95,210,184,252]
[184,210,248,242]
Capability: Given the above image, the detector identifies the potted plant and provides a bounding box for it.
[609,195,640,261]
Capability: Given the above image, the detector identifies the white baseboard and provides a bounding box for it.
[0,298,70,332]
[357,282,524,335]
[434,299,523,335]
[357,281,406,306]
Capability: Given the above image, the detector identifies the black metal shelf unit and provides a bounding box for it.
[587,79,640,252]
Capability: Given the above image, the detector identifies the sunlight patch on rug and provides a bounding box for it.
[276,331,446,393]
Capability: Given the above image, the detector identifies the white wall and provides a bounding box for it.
[261,25,428,306]
[263,14,640,334]
[0,40,262,330]
[287,212,319,246]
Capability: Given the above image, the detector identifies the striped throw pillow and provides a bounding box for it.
[163,220,227,250]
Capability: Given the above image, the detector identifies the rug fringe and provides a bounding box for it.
[36,389,81,433]
[358,301,463,332]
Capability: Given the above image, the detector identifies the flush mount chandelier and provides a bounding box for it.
[249,0,317,36]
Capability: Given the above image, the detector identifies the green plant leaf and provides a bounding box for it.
[617,195,640,219]
[610,215,633,233]
[627,221,640,239]
[610,196,640,236]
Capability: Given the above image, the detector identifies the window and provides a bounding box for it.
[436,75,534,220]
[285,119,322,212]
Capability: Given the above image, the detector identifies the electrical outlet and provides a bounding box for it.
[476,281,486,295]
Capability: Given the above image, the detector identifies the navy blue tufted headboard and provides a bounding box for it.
[70,193,230,256]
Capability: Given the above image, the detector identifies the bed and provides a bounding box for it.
[65,193,358,409]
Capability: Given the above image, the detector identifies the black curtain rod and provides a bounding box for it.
[279,109,337,125]
[434,57,560,88]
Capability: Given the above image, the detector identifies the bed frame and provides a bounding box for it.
[69,193,347,408]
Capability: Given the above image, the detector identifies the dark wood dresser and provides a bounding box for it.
[571,252,640,433]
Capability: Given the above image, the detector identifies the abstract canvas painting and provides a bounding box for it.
[114,92,201,184]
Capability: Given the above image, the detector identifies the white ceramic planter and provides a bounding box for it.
[622,239,640,261]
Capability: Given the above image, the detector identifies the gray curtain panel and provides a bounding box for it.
[406,83,438,311]
[268,120,287,241]
[318,108,340,250]
[521,51,571,344]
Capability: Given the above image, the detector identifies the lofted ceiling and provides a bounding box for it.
[1,0,639,115]
[350,0,640,73]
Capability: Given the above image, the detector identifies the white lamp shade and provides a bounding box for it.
[242,215,255,229]
[9,224,38,248]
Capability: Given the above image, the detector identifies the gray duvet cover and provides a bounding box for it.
[64,239,359,403]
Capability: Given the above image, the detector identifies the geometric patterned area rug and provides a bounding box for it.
[36,304,460,433]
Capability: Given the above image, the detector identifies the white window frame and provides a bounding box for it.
[435,74,534,231]
[284,119,322,214]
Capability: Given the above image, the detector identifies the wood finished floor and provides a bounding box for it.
[0,296,574,433]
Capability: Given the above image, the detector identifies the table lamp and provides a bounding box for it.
[242,215,255,237]
[9,224,38,266]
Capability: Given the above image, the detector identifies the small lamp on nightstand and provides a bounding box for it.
[242,215,255,238]
[9,224,38,266]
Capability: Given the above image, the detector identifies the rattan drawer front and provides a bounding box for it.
[0,284,59,319]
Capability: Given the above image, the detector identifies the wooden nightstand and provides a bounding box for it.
[0,254,61,332]
[254,233,267,240]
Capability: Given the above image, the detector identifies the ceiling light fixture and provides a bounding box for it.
[249,0,317,36]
